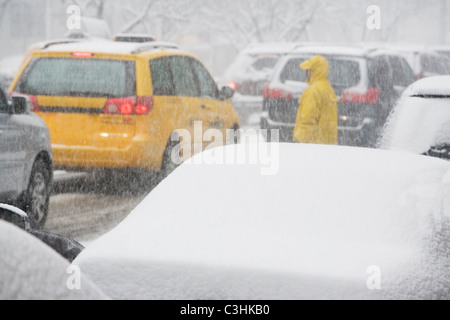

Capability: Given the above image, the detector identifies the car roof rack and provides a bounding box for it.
[131,42,179,54]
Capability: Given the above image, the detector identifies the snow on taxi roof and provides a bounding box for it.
[40,40,179,55]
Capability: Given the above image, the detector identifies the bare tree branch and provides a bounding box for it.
[0,0,12,24]
[120,1,153,33]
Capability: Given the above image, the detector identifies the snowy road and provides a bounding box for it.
[44,171,153,244]
[44,123,263,244]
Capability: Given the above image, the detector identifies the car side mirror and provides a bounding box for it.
[0,204,31,231]
[11,95,31,115]
[220,86,235,100]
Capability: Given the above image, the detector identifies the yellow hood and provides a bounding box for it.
[300,55,329,84]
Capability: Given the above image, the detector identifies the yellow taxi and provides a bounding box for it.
[10,41,240,175]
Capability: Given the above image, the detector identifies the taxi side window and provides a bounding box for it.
[150,57,175,96]
[191,60,219,99]
[169,56,199,97]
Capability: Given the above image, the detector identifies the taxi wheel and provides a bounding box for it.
[23,159,51,230]
[160,138,181,178]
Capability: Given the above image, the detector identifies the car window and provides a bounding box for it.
[191,60,219,99]
[0,89,7,113]
[17,58,136,97]
[327,58,361,89]
[150,57,175,96]
[369,57,393,88]
[280,58,308,82]
[169,56,199,97]
[389,56,416,87]
[438,51,450,60]
[280,57,361,90]
[421,55,450,75]
[251,55,280,71]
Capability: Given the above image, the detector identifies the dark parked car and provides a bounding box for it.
[0,90,53,229]
[261,46,416,147]
[0,203,84,262]
[0,216,106,299]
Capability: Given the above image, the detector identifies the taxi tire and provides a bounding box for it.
[160,138,181,179]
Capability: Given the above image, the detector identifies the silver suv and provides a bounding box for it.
[0,89,52,229]
[261,45,416,147]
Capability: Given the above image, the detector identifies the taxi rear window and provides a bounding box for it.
[17,58,136,98]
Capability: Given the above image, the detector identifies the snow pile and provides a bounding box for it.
[75,144,450,300]
[0,221,107,300]
[381,76,450,154]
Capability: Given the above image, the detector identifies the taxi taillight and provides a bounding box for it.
[103,97,153,115]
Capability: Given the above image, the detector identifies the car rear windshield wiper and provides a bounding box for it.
[411,94,450,99]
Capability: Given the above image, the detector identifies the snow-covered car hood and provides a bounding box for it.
[75,144,450,300]
[404,75,450,97]
[0,221,107,300]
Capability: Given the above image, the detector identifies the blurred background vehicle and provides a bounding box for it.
[261,45,416,147]
[221,43,299,126]
[0,92,52,229]
[392,46,450,79]
[429,46,450,60]
[380,75,450,160]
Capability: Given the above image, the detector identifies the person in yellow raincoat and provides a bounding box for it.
[293,55,338,145]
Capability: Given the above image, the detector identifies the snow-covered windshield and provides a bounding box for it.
[382,95,450,154]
